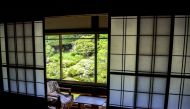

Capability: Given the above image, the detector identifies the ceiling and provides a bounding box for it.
[0,1,189,22]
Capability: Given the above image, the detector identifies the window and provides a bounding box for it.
[109,15,190,109]
[0,21,45,97]
[46,33,108,84]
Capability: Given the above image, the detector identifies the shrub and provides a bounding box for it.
[73,35,95,57]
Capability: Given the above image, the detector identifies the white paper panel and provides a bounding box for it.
[3,79,8,91]
[19,81,26,93]
[9,53,15,65]
[138,77,150,92]
[140,18,154,35]
[36,83,45,97]
[153,78,166,93]
[1,38,5,51]
[18,69,25,81]
[111,36,123,54]
[169,78,181,94]
[139,36,153,54]
[35,37,43,52]
[157,18,171,35]
[110,75,121,90]
[16,23,23,37]
[182,96,190,109]
[123,92,134,107]
[27,82,34,94]
[1,52,6,64]
[174,18,185,35]
[187,36,190,55]
[152,95,165,109]
[156,36,170,55]
[36,70,44,83]
[111,18,123,35]
[126,18,137,35]
[10,68,16,80]
[0,24,5,37]
[2,67,7,78]
[26,69,33,81]
[110,55,122,71]
[172,36,184,55]
[25,37,33,52]
[109,90,121,105]
[7,24,14,36]
[138,56,151,72]
[34,22,43,36]
[124,76,135,91]
[185,57,190,73]
[189,21,190,35]
[18,53,25,65]
[36,53,44,66]
[17,38,24,51]
[8,38,15,51]
[168,95,179,109]
[154,56,168,73]
[10,80,17,92]
[171,56,182,73]
[137,93,149,108]
[24,23,32,36]
[125,36,137,54]
[125,55,136,71]
[183,79,190,95]
[26,53,33,66]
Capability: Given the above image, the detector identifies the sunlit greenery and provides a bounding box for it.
[46,34,107,83]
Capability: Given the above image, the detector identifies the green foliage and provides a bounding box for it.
[46,44,54,57]
[99,34,108,38]
[46,34,108,83]
[46,39,59,46]
[62,53,84,67]
[46,62,60,79]
[73,35,95,57]
[67,59,94,82]
[62,34,78,44]
[97,39,108,83]
[62,53,83,62]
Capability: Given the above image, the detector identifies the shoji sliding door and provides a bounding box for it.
[110,16,137,108]
[109,15,190,109]
[0,20,46,98]
[168,16,190,109]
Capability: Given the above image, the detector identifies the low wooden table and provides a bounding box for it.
[74,95,106,109]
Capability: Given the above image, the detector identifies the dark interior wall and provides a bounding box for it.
[1,8,189,23]
[0,0,189,22]
[110,8,190,16]
[0,0,108,22]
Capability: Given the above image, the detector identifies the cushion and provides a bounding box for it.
[60,94,72,108]
[47,81,59,93]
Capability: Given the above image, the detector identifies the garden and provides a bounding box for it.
[46,34,108,83]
